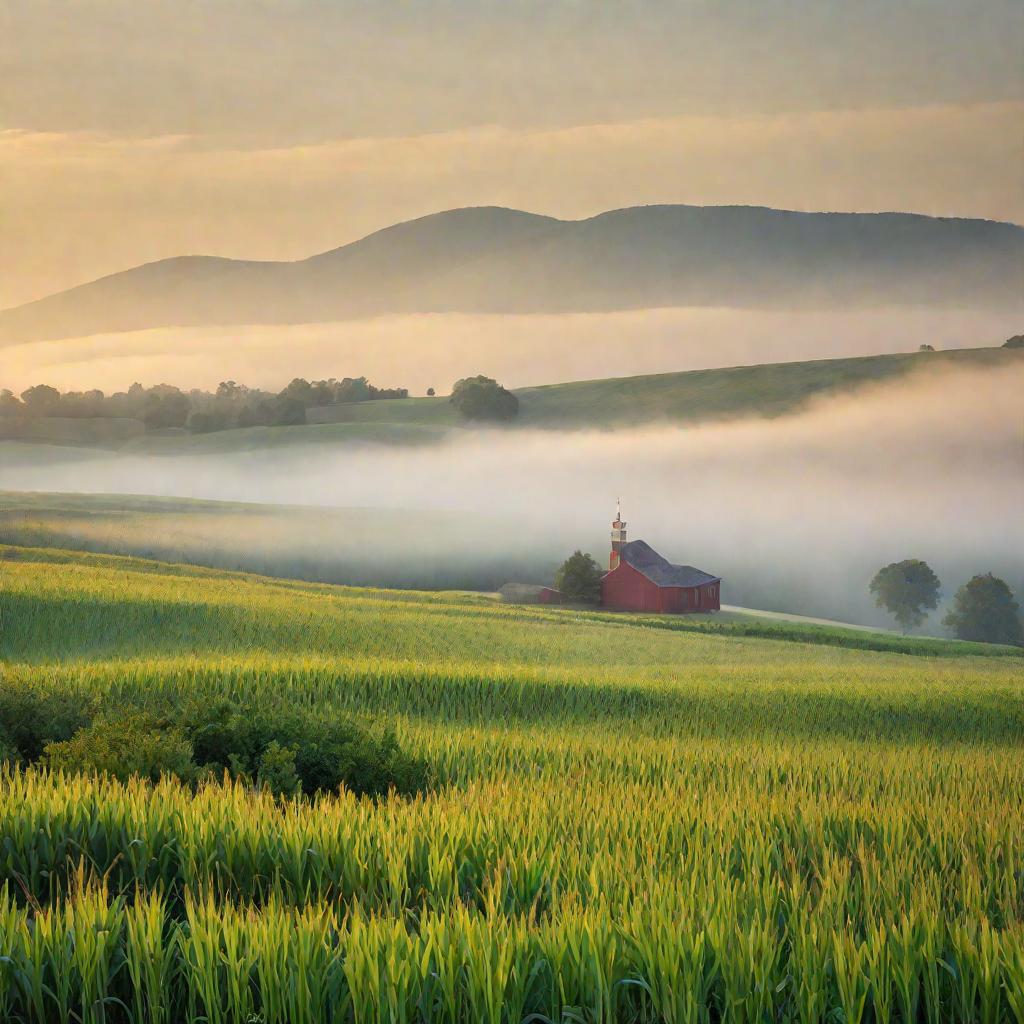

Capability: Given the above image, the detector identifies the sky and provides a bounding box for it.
[2,0,1022,309]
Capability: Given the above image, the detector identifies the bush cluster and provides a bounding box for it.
[0,683,429,798]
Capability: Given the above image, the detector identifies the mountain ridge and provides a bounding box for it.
[3,204,1021,344]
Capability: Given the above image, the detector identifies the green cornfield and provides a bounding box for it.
[1,545,1023,1022]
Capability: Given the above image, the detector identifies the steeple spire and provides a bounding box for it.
[610,501,627,570]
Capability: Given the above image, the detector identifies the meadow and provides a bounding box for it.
[0,545,1022,1022]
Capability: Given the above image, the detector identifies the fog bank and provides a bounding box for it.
[2,307,1019,396]
[1,364,1021,628]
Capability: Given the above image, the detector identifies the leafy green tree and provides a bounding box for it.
[0,389,22,416]
[143,388,190,429]
[215,380,246,401]
[187,409,228,434]
[280,377,315,406]
[19,384,61,415]
[943,574,1023,646]
[555,550,604,604]
[270,396,307,426]
[450,375,519,421]
[869,559,941,632]
[334,376,371,403]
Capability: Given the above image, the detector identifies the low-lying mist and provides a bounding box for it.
[3,306,1019,395]
[1,363,1021,630]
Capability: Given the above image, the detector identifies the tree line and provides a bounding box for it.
[870,559,1023,646]
[0,373,523,434]
[0,376,409,435]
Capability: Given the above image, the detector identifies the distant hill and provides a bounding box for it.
[2,205,1021,343]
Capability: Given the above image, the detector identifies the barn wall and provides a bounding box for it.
[602,563,722,613]
[699,582,721,611]
[601,561,662,612]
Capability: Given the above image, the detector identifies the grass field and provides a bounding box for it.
[4,345,1020,453]
[313,346,1023,429]
[1,543,1022,1022]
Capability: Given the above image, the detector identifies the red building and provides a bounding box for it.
[601,504,721,613]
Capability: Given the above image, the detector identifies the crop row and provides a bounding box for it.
[1,874,1022,1024]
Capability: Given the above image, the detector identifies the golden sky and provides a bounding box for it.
[2,1,1022,309]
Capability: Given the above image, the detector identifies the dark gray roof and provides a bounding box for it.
[618,540,720,588]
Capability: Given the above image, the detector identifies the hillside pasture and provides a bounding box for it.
[3,345,1020,455]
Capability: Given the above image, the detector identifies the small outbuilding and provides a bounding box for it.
[600,504,721,614]
[499,583,565,605]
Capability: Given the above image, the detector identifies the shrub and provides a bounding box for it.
[1003,334,1024,349]
[450,375,519,422]
[42,714,197,785]
[178,697,429,797]
[0,731,20,766]
[0,663,428,800]
[0,680,94,762]
[256,741,303,798]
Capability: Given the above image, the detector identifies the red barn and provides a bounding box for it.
[600,505,721,613]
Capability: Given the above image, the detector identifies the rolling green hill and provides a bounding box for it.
[5,344,1018,454]
[512,344,1022,427]
[311,344,1024,431]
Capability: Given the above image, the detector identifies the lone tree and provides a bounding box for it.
[450,375,519,422]
[943,574,1023,646]
[555,551,603,604]
[869,559,940,633]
